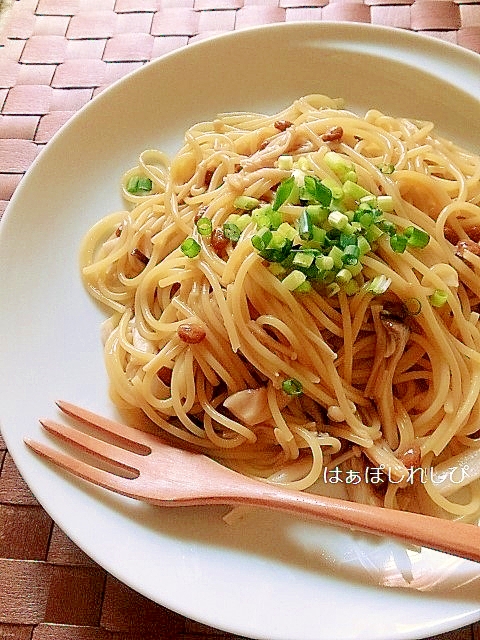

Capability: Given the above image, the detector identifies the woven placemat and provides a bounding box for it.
[1,1,480,638]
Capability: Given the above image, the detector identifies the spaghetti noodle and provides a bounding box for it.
[80,95,480,521]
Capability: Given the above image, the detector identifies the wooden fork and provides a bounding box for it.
[25,401,480,563]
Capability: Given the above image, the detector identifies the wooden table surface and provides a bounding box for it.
[1,1,480,638]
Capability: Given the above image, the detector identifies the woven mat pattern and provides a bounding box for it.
[1,1,480,638]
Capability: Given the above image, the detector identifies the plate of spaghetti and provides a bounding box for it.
[1,22,480,640]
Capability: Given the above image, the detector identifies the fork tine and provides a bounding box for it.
[56,401,152,454]
[24,438,138,498]
[39,418,140,475]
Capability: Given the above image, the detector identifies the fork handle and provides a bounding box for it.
[219,482,480,563]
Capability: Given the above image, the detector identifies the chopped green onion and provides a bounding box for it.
[233,195,260,210]
[244,155,429,301]
[282,269,306,291]
[378,220,396,236]
[321,177,343,200]
[326,228,340,247]
[277,222,297,242]
[306,204,328,225]
[325,231,339,248]
[377,195,394,212]
[296,157,311,172]
[336,268,352,285]
[292,251,315,269]
[326,282,341,297]
[356,210,375,228]
[252,205,282,230]
[303,175,332,207]
[310,225,327,247]
[181,237,201,258]
[365,224,384,243]
[404,226,430,249]
[298,209,313,240]
[316,255,335,271]
[342,180,372,202]
[345,261,363,277]
[359,194,376,206]
[343,279,360,296]
[322,270,336,285]
[268,263,287,276]
[342,244,360,265]
[196,217,212,236]
[261,240,293,263]
[379,163,395,174]
[253,226,293,263]
[277,155,294,170]
[294,280,312,293]
[390,233,408,253]
[357,235,371,256]
[368,274,391,295]
[350,220,363,235]
[251,227,272,251]
[272,209,288,230]
[328,245,344,269]
[430,289,448,307]
[339,233,357,249]
[269,230,290,249]
[328,210,349,231]
[282,378,303,396]
[126,176,153,194]
[223,221,241,242]
[236,213,252,231]
[324,151,355,183]
[251,236,263,251]
[273,176,296,211]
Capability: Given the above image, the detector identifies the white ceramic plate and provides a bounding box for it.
[1,22,480,640]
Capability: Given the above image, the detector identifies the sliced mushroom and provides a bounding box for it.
[365,307,410,450]
[223,388,271,426]
[223,387,290,427]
